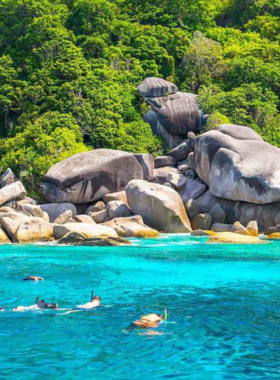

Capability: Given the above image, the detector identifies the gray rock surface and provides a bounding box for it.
[73,215,96,223]
[179,179,206,203]
[74,236,130,247]
[90,209,109,223]
[152,172,187,191]
[0,168,17,188]
[0,206,14,215]
[216,124,263,141]
[54,210,73,224]
[185,169,196,179]
[74,203,90,215]
[143,110,184,148]
[139,78,204,148]
[53,223,118,240]
[0,181,27,206]
[16,204,47,220]
[85,201,105,215]
[137,77,178,98]
[163,182,173,188]
[187,152,196,171]
[103,215,159,238]
[264,224,280,235]
[42,149,143,204]
[126,179,192,233]
[134,153,154,181]
[40,203,77,223]
[0,228,10,244]
[192,190,280,232]
[231,221,250,236]
[178,163,188,174]
[14,218,54,243]
[209,204,226,224]
[0,212,30,240]
[103,191,128,206]
[246,221,258,236]
[274,211,280,225]
[193,124,280,204]
[168,141,190,161]
[191,213,212,231]
[106,201,132,220]
[211,223,233,233]
[1,201,16,209]
[154,156,176,168]
[146,92,202,136]
[153,167,180,176]
[57,231,87,244]
[17,197,36,206]
[185,199,199,218]
[191,230,212,236]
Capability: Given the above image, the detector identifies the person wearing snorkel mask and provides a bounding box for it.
[75,291,101,310]
[23,276,44,282]
[132,310,167,328]
[36,297,58,310]
[13,297,58,311]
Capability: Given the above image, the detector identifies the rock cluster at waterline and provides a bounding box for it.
[2,78,280,245]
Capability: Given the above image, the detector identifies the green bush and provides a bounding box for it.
[0,0,279,193]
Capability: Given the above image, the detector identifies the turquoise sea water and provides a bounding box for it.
[0,235,280,380]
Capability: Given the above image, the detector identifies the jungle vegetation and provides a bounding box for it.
[0,0,279,190]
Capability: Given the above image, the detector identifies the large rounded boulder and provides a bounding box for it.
[42,149,143,204]
[192,189,280,232]
[137,77,178,98]
[14,218,54,244]
[125,180,192,233]
[0,181,26,206]
[193,124,280,204]
[146,92,202,136]
[138,77,205,148]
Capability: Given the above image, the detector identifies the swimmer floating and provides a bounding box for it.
[132,309,167,329]
[36,297,58,310]
[23,276,44,281]
[76,291,101,310]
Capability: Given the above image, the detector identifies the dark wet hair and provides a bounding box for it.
[93,296,101,301]
[157,314,164,319]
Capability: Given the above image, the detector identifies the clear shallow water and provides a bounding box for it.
[0,235,280,380]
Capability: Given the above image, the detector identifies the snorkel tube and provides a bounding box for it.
[164,309,167,320]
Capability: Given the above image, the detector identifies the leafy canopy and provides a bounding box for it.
[0,0,279,191]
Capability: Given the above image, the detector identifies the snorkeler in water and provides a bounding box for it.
[75,291,101,310]
[59,291,101,315]
[13,297,58,311]
[13,304,39,311]
[23,276,44,282]
[36,297,58,310]
[131,310,167,329]
[0,307,5,311]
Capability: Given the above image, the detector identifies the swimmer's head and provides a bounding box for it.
[49,303,58,310]
[93,296,101,302]
[36,297,58,310]
[157,314,164,320]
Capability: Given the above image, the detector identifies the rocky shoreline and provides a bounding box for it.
[1,77,280,246]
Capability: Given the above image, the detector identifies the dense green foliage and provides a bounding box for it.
[0,0,279,190]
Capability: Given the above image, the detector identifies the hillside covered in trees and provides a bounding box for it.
[0,0,279,191]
